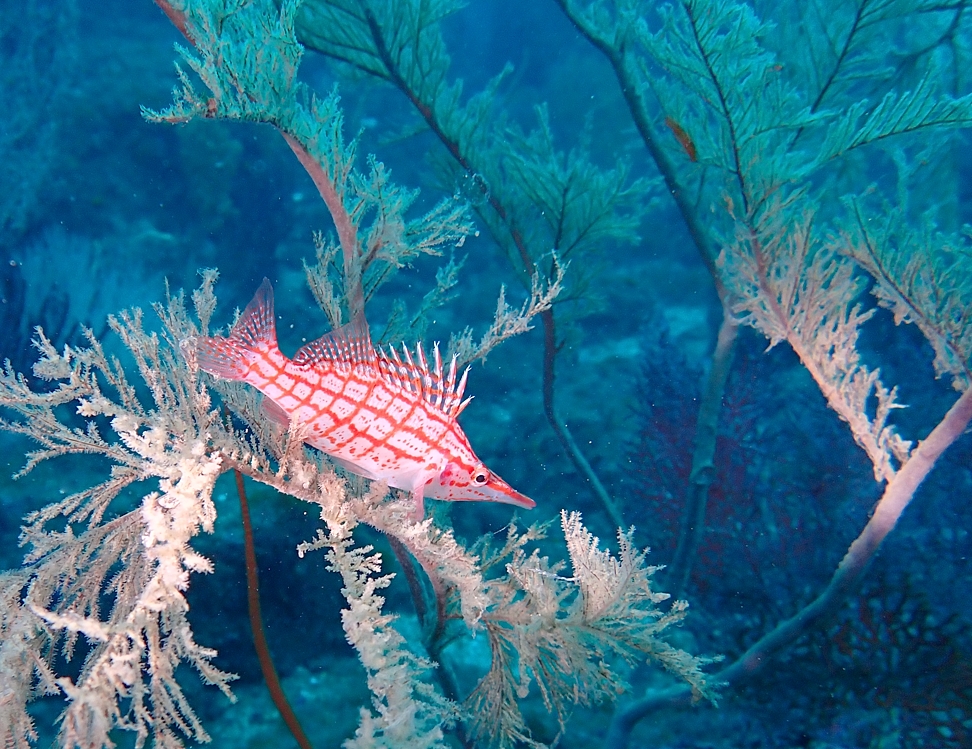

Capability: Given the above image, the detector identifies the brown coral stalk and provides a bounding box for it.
[236,469,315,749]
[666,313,739,598]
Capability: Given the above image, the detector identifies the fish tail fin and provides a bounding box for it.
[193,337,252,380]
[194,278,278,380]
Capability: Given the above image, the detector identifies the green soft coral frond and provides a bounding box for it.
[500,105,654,262]
[635,0,822,212]
[296,0,643,311]
[295,0,486,174]
[147,0,474,325]
[145,0,305,125]
[295,0,466,89]
[617,0,972,224]
[818,63,972,161]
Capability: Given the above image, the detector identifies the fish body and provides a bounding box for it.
[193,280,535,516]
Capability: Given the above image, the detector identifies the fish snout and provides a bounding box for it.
[484,476,536,509]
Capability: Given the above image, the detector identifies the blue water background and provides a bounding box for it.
[1,0,970,747]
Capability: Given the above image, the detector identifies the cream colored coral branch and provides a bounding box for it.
[719,206,911,481]
[449,258,565,366]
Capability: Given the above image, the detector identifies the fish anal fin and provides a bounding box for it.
[329,453,381,481]
[410,484,426,522]
[193,337,250,380]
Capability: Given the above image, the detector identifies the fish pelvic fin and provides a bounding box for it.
[410,484,426,522]
[193,278,279,380]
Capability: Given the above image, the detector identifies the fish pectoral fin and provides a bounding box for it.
[260,396,291,430]
[328,454,381,481]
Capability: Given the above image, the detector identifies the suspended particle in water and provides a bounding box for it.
[454,172,491,207]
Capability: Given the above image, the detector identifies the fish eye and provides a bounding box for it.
[473,469,488,485]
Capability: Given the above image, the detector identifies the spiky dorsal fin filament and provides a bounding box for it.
[377,342,471,418]
[432,344,443,380]
[415,344,428,379]
[430,343,445,408]
[453,366,471,415]
[445,355,457,394]
[455,395,474,416]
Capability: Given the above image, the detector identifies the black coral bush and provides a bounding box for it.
[0,283,710,747]
[3,0,972,747]
[0,2,711,748]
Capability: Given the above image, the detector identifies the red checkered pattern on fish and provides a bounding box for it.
[191,279,534,515]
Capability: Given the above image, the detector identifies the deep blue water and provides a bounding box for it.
[1,1,971,747]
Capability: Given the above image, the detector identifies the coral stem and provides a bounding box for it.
[236,469,314,749]
[281,132,364,318]
[666,313,739,598]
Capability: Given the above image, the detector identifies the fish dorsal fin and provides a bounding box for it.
[292,313,375,372]
[232,277,277,349]
[377,341,471,418]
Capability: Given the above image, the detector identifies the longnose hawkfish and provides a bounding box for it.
[192,279,535,517]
